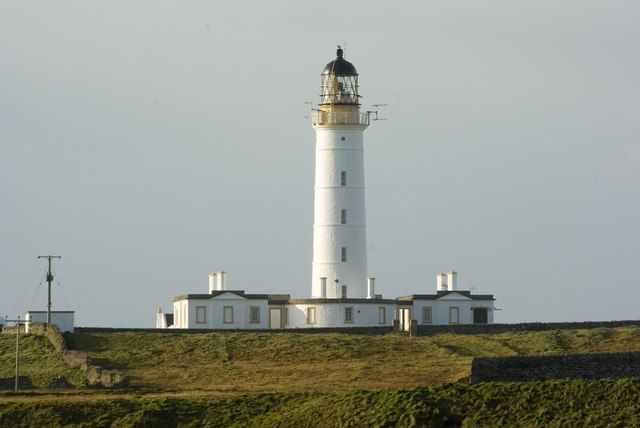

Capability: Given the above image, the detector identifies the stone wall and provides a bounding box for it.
[78,320,640,336]
[417,320,640,336]
[28,323,128,388]
[471,351,640,383]
[76,326,394,335]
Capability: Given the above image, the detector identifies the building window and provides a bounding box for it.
[306,307,316,324]
[340,171,347,186]
[341,247,347,262]
[282,307,289,325]
[341,209,347,224]
[183,303,187,327]
[341,285,347,298]
[344,307,353,323]
[379,307,386,324]
[449,306,459,325]
[422,306,433,324]
[196,306,206,324]
[250,306,260,324]
[223,306,234,324]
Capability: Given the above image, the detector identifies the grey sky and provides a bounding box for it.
[1,1,639,327]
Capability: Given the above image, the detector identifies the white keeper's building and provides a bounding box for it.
[157,48,496,330]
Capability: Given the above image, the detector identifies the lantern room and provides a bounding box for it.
[320,47,360,106]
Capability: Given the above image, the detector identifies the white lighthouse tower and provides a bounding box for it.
[311,47,370,299]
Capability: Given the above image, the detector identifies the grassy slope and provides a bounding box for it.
[64,326,640,392]
[1,378,639,427]
[0,334,84,388]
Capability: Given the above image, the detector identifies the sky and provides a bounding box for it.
[1,1,639,327]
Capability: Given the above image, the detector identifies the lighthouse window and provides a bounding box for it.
[422,306,433,325]
[379,307,386,324]
[341,247,347,262]
[250,306,260,324]
[341,209,347,224]
[306,307,316,324]
[340,171,347,186]
[196,306,206,324]
[223,306,234,324]
[344,307,353,323]
[341,136,346,141]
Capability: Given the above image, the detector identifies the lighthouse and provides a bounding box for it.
[311,47,370,299]
[160,47,498,329]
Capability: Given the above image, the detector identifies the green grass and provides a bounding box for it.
[62,326,640,393]
[1,378,639,427]
[0,334,84,388]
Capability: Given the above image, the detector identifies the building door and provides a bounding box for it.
[398,308,411,331]
[269,308,282,329]
[449,306,459,325]
[473,307,488,324]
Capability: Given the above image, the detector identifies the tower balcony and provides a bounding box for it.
[312,110,369,127]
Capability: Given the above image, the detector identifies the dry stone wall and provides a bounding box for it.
[417,320,640,336]
[471,351,640,383]
[28,323,128,388]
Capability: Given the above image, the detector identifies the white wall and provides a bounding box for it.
[286,302,395,328]
[24,311,75,333]
[174,294,270,329]
[412,297,494,325]
[312,126,369,299]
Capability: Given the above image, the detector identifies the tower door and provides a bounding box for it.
[269,309,282,329]
[473,308,488,324]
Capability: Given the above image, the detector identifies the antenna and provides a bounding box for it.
[304,101,319,119]
[366,104,388,122]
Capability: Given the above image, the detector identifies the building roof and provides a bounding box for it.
[288,298,396,305]
[322,48,357,76]
[173,290,291,302]
[396,290,495,301]
[25,311,75,313]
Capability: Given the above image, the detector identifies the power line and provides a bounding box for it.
[6,259,41,316]
[27,270,46,314]
[56,279,72,311]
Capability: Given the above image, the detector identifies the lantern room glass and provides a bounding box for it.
[320,74,359,105]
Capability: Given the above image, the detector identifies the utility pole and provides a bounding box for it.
[5,317,29,391]
[38,255,61,325]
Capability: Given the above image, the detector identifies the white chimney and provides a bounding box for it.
[436,273,447,291]
[447,271,457,291]
[208,272,216,293]
[218,271,227,291]
[320,277,327,298]
[367,277,376,299]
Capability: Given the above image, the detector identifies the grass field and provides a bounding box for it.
[0,334,84,388]
[2,326,640,426]
[1,378,639,427]
[62,326,640,392]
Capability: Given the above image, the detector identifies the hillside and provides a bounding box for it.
[63,326,640,392]
[0,334,83,388]
[1,378,639,427]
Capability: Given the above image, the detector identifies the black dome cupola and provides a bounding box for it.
[320,46,360,105]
